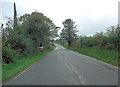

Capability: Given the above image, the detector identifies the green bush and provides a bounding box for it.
[78,25,118,50]
[105,26,118,49]
[2,46,19,64]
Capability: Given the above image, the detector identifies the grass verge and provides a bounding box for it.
[2,46,56,82]
[62,45,118,67]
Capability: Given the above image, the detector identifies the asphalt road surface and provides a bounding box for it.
[6,44,118,85]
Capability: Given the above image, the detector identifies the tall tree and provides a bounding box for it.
[20,12,58,50]
[13,3,17,28]
[60,19,78,46]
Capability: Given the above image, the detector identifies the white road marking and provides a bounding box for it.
[74,69,78,74]
[78,76,86,85]
[73,51,118,69]
[69,64,74,68]
[67,63,86,85]
[78,76,82,79]
[12,68,28,81]
[5,60,39,85]
[81,80,85,85]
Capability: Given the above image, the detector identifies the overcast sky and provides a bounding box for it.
[0,0,119,36]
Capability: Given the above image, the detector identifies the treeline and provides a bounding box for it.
[58,25,119,50]
[56,25,119,66]
[58,25,120,66]
[2,3,58,64]
[74,25,119,50]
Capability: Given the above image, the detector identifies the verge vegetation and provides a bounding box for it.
[2,3,58,82]
[2,46,56,82]
[57,25,119,67]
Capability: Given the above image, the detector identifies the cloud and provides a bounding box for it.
[76,14,117,36]
[0,0,119,36]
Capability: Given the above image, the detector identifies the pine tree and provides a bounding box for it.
[60,19,78,46]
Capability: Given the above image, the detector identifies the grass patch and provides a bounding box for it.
[66,46,118,67]
[2,46,56,82]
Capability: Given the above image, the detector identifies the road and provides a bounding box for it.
[6,44,118,85]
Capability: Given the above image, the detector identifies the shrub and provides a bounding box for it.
[2,46,19,64]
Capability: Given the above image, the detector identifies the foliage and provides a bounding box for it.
[13,3,17,28]
[77,25,119,50]
[2,46,19,64]
[57,25,119,67]
[65,46,118,66]
[2,46,56,81]
[60,19,78,46]
[2,5,58,64]
[20,12,58,50]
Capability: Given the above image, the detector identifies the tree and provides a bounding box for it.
[60,19,78,46]
[20,12,58,50]
[49,23,59,40]
[80,35,83,47]
[2,11,58,64]
[14,3,17,28]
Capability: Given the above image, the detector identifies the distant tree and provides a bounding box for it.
[49,24,59,40]
[80,35,83,47]
[60,19,78,46]
[13,3,17,28]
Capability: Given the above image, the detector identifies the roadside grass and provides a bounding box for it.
[2,46,56,82]
[66,46,118,67]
